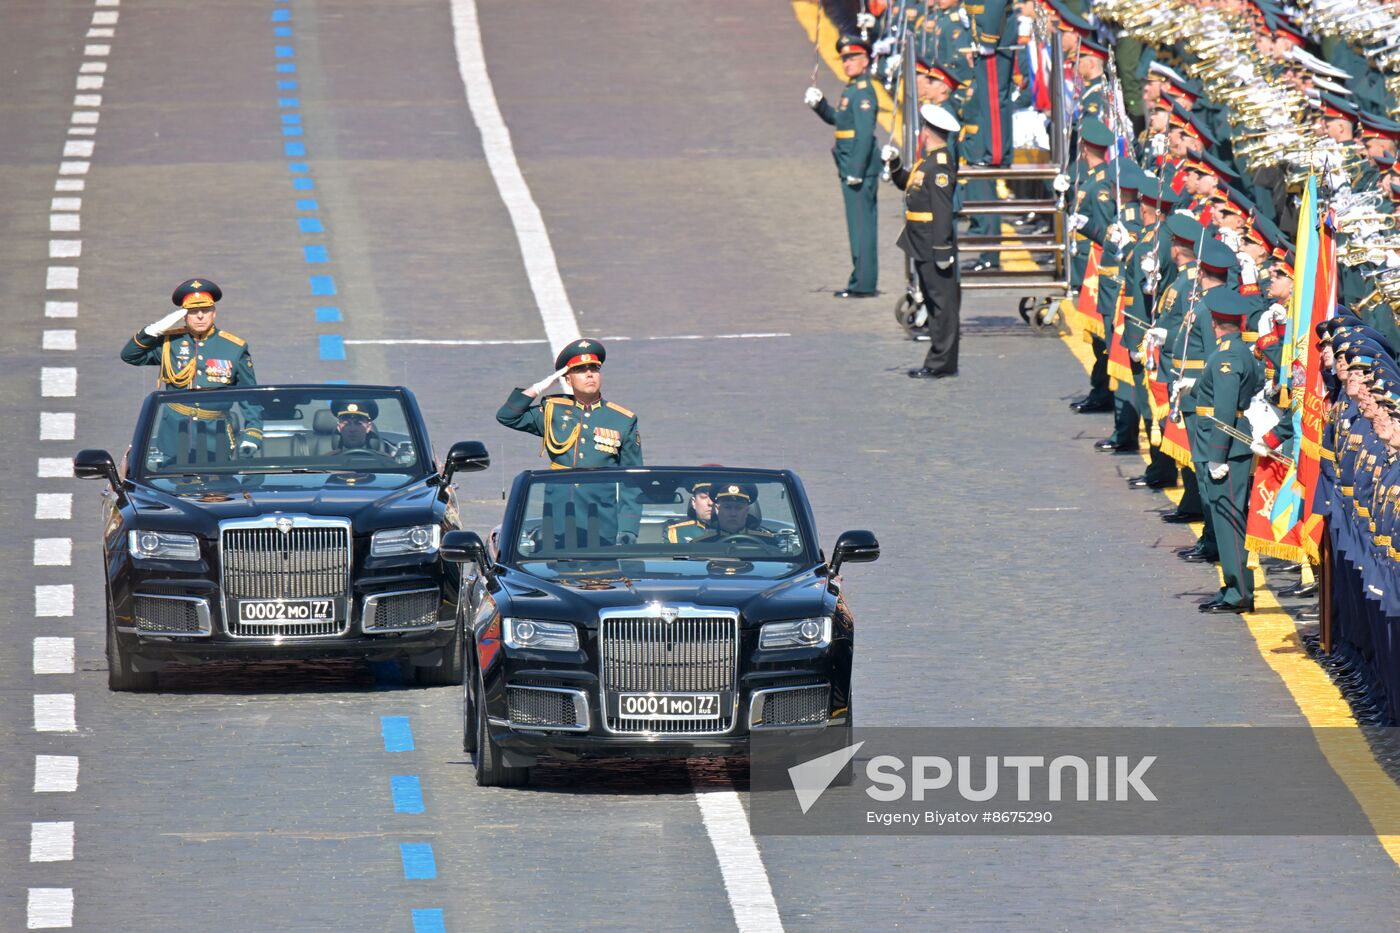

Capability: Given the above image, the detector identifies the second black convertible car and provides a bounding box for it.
[441,466,879,786]
[75,385,490,691]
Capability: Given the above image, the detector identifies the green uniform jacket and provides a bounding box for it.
[665,519,711,544]
[814,78,879,181]
[1152,262,1196,379]
[1079,78,1107,122]
[120,325,262,443]
[1190,334,1263,461]
[1070,161,1111,287]
[1167,282,1226,415]
[496,389,642,469]
[916,8,973,85]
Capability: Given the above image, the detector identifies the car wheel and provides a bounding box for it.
[461,638,478,754]
[106,590,156,693]
[472,671,528,788]
[414,615,465,687]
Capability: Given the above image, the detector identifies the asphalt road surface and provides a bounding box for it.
[3,0,1400,930]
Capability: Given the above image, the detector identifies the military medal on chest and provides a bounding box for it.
[593,427,620,454]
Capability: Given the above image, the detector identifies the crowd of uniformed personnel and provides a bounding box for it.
[805,0,1400,719]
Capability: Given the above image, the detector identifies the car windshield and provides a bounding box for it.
[137,388,425,480]
[507,471,811,565]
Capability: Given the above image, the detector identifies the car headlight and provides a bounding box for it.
[371,524,440,557]
[503,618,579,651]
[759,617,832,650]
[127,530,200,562]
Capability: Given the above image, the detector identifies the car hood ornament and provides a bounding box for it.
[659,606,679,623]
[275,516,293,535]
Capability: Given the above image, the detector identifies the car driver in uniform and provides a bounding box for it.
[693,485,775,542]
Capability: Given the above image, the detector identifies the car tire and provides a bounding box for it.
[106,591,156,693]
[472,671,528,788]
[461,638,478,754]
[414,615,465,687]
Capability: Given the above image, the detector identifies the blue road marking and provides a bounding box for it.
[277,79,298,90]
[293,177,315,190]
[304,245,329,263]
[314,306,342,322]
[400,844,437,880]
[271,8,291,21]
[274,25,293,37]
[299,217,324,233]
[319,335,345,360]
[278,97,300,108]
[276,62,297,73]
[288,161,309,172]
[281,113,302,124]
[282,126,303,136]
[309,274,336,295]
[295,198,319,210]
[411,910,446,933]
[284,141,306,157]
[275,45,295,57]
[390,776,425,814]
[381,716,414,752]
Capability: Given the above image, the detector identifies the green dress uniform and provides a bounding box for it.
[1071,128,1115,409]
[496,339,643,545]
[1189,296,1264,611]
[1124,210,1180,487]
[812,36,880,296]
[892,134,960,376]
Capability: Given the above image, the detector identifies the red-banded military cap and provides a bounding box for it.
[836,34,872,56]
[554,338,607,373]
[916,59,962,89]
[171,278,222,309]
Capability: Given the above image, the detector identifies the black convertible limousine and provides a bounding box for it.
[442,466,879,786]
[75,385,489,690]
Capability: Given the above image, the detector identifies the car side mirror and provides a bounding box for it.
[442,530,492,570]
[829,529,879,576]
[74,448,125,501]
[442,440,490,484]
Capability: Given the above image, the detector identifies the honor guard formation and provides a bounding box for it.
[803,0,1400,721]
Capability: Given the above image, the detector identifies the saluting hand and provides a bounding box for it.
[524,366,569,398]
[144,308,187,337]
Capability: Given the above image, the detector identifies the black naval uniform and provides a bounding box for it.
[893,144,960,375]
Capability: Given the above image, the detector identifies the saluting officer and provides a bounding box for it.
[121,278,262,461]
[806,34,881,299]
[497,338,642,544]
[889,103,963,380]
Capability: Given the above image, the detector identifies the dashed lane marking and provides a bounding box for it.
[33,695,76,733]
[35,494,73,520]
[37,458,74,478]
[30,823,75,863]
[40,368,77,396]
[399,843,437,880]
[42,331,77,351]
[35,585,74,617]
[33,638,75,675]
[26,888,74,929]
[33,539,72,566]
[34,756,79,793]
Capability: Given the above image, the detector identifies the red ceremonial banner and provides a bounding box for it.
[1106,288,1134,387]
[1070,242,1105,340]
[1245,454,1306,562]
[1297,213,1336,560]
[1160,409,1192,467]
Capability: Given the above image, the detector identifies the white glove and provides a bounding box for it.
[855,11,877,29]
[1150,133,1168,156]
[1146,327,1168,347]
[881,144,900,163]
[804,86,823,108]
[845,176,863,188]
[1208,461,1229,481]
[1141,253,1158,276]
[527,366,569,397]
[1250,440,1271,457]
[1130,348,1143,363]
[934,257,955,271]
[1108,223,1132,247]
[1245,393,1281,441]
[1052,173,1072,193]
[238,439,259,458]
[1260,302,1287,332]
[144,308,187,337]
[1172,376,1197,396]
[977,43,997,56]
[1068,213,1089,232]
[1218,227,1242,252]
[885,52,902,74]
[1238,253,1257,287]
[872,36,896,57]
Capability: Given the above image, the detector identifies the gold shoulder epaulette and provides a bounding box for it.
[857,80,868,89]
[606,401,635,418]
[219,330,247,347]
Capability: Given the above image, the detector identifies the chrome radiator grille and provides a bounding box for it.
[220,520,350,637]
[600,615,737,734]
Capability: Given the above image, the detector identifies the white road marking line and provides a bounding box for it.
[346,332,794,346]
[62,140,94,157]
[51,197,82,211]
[41,368,77,397]
[692,776,785,933]
[449,0,579,356]
[87,27,114,38]
[41,413,76,440]
[49,239,82,259]
[84,44,110,56]
[45,301,78,318]
[68,127,97,137]
[30,823,75,862]
[38,459,74,478]
[54,179,85,192]
[79,61,107,74]
[34,756,80,793]
[34,695,76,732]
[34,638,76,675]
[50,214,81,232]
[36,585,75,617]
[34,539,73,566]
[92,10,118,23]
[73,93,101,107]
[27,888,74,929]
[43,330,77,351]
[47,267,79,289]
[58,160,90,175]
[71,111,99,124]
[75,75,103,90]
[96,0,120,6]
[36,494,73,520]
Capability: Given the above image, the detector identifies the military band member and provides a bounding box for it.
[665,480,715,543]
[1068,118,1116,413]
[121,278,262,462]
[806,35,881,298]
[497,338,642,544]
[889,103,962,380]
